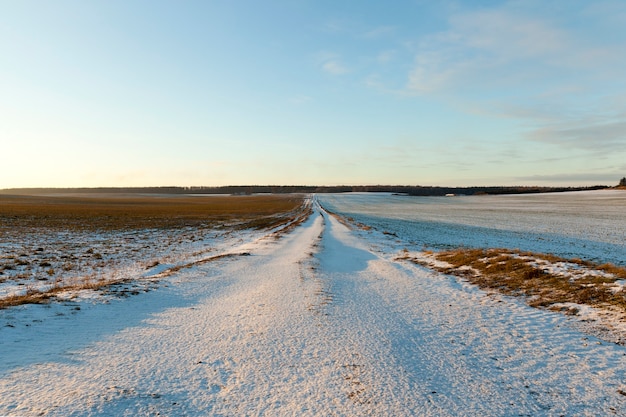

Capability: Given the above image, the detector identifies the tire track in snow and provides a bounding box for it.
[312,206,626,416]
[0,209,354,416]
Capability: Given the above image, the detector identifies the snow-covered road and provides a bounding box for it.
[1,204,626,416]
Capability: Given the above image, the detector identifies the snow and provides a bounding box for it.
[318,189,626,265]
[1,195,626,415]
[0,224,234,300]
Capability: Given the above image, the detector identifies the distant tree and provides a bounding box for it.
[620,177,626,187]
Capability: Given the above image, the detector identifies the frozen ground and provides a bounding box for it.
[1,197,626,416]
[318,190,626,265]
[0,218,258,301]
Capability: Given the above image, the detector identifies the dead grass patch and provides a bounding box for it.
[405,248,626,311]
[152,252,252,278]
[0,276,109,308]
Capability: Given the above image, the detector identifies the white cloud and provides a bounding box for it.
[403,3,626,154]
[322,60,349,75]
[528,118,626,151]
[449,9,566,59]
[406,3,626,94]
[408,49,473,93]
[315,52,349,75]
[407,9,571,93]
[376,50,396,63]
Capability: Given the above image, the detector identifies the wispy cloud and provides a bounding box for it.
[322,60,349,75]
[376,50,396,63]
[289,95,313,105]
[320,18,349,34]
[315,51,349,75]
[516,172,620,184]
[362,25,395,39]
[406,4,626,93]
[407,9,571,93]
[528,118,626,151]
[403,3,626,153]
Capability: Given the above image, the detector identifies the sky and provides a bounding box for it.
[2,0,626,188]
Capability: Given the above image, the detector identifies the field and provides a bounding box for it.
[318,190,626,265]
[2,191,626,416]
[320,190,626,343]
[0,193,307,308]
[0,193,304,230]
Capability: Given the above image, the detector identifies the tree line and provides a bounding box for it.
[0,184,610,196]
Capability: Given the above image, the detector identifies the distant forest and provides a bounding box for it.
[0,185,610,196]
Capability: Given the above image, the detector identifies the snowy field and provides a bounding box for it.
[318,189,626,265]
[1,192,626,415]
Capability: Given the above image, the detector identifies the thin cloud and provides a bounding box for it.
[582,1,626,26]
[406,10,570,93]
[376,50,396,63]
[406,5,626,94]
[528,119,626,151]
[362,25,396,39]
[401,3,626,155]
[408,50,473,94]
[322,60,349,75]
[289,95,313,105]
[516,172,620,184]
[450,9,566,59]
[321,18,351,34]
[314,51,350,75]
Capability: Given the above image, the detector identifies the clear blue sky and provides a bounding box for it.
[2,0,625,188]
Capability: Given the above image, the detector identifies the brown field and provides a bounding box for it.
[0,194,305,232]
[0,193,309,308]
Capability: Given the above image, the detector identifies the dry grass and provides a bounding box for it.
[147,252,252,279]
[0,275,113,308]
[270,200,313,238]
[407,248,626,311]
[0,251,259,309]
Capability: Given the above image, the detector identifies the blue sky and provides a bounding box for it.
[2,0,625,188]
